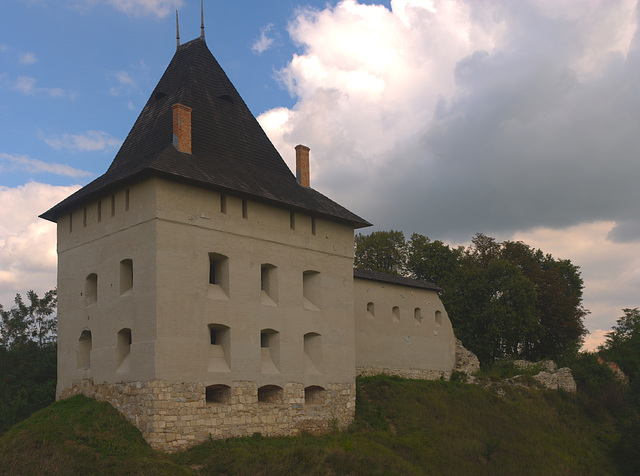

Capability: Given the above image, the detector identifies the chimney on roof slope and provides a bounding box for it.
[295,144,310,187]
[172,103,192,154]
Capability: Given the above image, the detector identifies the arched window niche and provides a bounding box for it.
[77,330,92,369]
[205,384,231,404]
[257,385,283,404]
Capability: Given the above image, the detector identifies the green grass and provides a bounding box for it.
[0,378,628,475]
[0,395,190,475]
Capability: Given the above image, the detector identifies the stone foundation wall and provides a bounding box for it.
[356,366,450,381]
[59,379,355,452]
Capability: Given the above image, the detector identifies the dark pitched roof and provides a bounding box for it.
[353,268,442,292]
[40,38,371,228]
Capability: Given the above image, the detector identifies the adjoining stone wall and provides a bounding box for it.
[356,366,450,381]
[59,379,355,452]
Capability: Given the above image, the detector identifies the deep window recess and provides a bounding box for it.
[220,194,227,214]
[260,264,278,304]
[366,302,375,318]
[69,212,73,233]
[257,385,283,404]
[435,310,442,326]
[290,211,295,230]
[77,330,92,369]
[311,216,316,236]
[207,324,231,372]
[125,188,130,211]
[414,307,422,324]
[260,329,280,373]
[206,384,231,404]
[83,207,87,227]
[97,201,102,222]
[242,199,248,219]
[208,253,229,296]
[120,259,133,295]
[304,386,325,404]
[116,328,132,370]
[111,194,116,217]
[392,306,400,322]
[304,332,323,375]
[85,273,98,307]
[302,270,320,310]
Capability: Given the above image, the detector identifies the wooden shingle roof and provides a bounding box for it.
[40,38,371,228]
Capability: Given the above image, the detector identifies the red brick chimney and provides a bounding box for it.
[295,144,310,187]
[172,103,192,154]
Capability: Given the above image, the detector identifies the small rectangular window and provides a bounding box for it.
[111,194,116,217]
[303,270,320,310]
[83,207,87,227]
[220,194,227,214]
[69,212,73,233]
[120,259,133,295]
[208,253,229,296]
[97,201,102,222]
[242,199,248,219]
[290,211,295,230]
[311,216,316,236]
[260,264,278,304]
[125,189,130,211]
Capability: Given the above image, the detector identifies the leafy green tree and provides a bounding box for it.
[600,308,640,381]
[535,258,587,357]
[406,233,463,286]
[354,230,406,275]
[445,244,540,363]
[0,289,57,348]
[355,230,588,364]
[597,309,640,474]
[501,240,587,357]
[0,290,57,435]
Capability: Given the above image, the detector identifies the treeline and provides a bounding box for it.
[0,290,57,434]
[355,231,587,364]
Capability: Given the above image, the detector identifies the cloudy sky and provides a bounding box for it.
[2,0,639,350]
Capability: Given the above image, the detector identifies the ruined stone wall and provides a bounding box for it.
[60,379,355,452]
[356,366,450,381]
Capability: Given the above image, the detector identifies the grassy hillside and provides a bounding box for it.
[0,376,627,475]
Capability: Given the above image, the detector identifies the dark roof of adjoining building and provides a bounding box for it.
[353,268,442,292]
[40,37,371,228]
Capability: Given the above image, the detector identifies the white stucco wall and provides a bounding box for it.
[353,276,456,373]
[56,177,357,396]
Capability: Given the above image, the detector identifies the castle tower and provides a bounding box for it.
[40,37,370,451]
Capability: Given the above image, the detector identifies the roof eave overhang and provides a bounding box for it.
[39,168,373,230]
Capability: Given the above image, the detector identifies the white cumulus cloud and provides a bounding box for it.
[252,24,276,55]
[19,51,37,65]
[43,130,121,153]
[257,0,640,344]
[13,75,66,97]
[0,183,81,307]
[0,153,93,178]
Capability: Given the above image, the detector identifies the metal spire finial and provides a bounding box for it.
[201,0,205,40]
[176,10,180,49]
